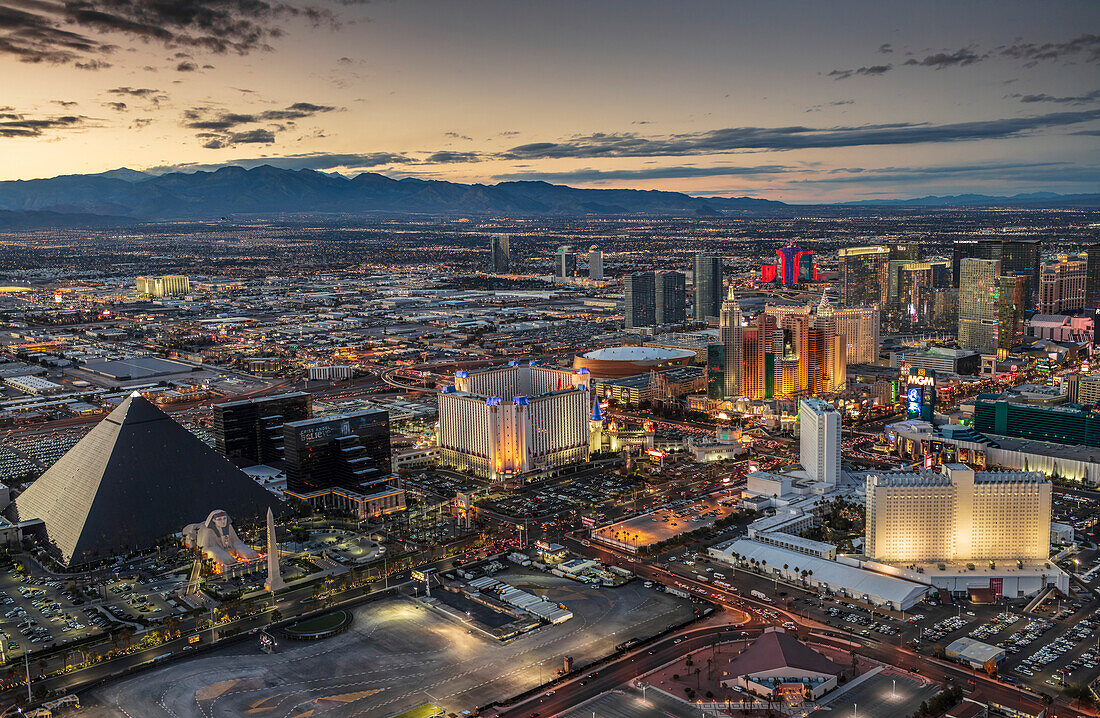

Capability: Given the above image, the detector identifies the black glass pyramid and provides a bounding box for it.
[12,393,279,566]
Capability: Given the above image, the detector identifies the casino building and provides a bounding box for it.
[438,363,592,481]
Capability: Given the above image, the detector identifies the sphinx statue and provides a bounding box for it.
[183,510,259,569]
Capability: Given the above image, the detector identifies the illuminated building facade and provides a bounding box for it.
[837,246,888,308]
[720,286,743,398]
[438,363,591,480]
[865,464,1051,563]
[136,274,190,297]
[775,244,813,286]
[1038,255,1086,315]
[799,398,840,486]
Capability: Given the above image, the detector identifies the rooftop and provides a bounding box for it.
[580,346,694,362]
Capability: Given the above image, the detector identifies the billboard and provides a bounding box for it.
[904,367,936,420]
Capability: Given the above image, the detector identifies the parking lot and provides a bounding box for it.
[596,494,739,550]
[80,574,696,717]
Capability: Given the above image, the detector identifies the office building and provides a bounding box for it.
[136,274,190,297]
[693,253,723,322]
[1038,255,1086,314]
[837,246,888,308]
[624,271,656,329]
[654,270,686,325]
[491,234,510,274]
[958,258,1018,354]
[720,286,743,398]
[214,392,313,467]
[865,464,1051,563]
[554,245,576,278]
[1076,375,1100,406]
[283,409,392,493]
[438,363,591,480]
[799,398,841,486]
[588,245,603,280]
[889,242,921,261]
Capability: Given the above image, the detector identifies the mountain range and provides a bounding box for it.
[0,165,780,226]
[0,165,1096,227]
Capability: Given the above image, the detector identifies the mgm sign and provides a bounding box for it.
[903,367,936,421]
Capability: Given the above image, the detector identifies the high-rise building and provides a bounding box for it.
[136,274,190,297]
[958,258,1002,354]
[740,326,765,400]
[491,235,511,274]
[284,408,392,493]
[775,244,814,286]
[997,274,1027,352]
[799,397,841,486]
[865,464,1051,563]
[588,245,604,280]
[706,343,726,400]
[720,286,743,398]
[812,297,846,392]
[1038,254,1086,314]
[624,271,656,329]
[1085,244,1100,309]
[952,239,1041,307]
[655,270,686,325]
[554,245,576,278]
[214,392,313,467]
[889,242,921,261]
[837,246,889,309]
[693,253,723,322]
[438,364,590,480]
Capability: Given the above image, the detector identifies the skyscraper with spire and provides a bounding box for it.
[720,285,743,398]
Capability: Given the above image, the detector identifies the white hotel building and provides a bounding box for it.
[438,363,591,481]
[865,464,1052,564]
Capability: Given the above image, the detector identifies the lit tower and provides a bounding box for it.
[720,285,743,398]
[589,398,605,453]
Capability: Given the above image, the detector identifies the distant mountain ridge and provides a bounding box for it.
[0,165,784,224]
[0,165,1094,228]
[842,192,1100,208]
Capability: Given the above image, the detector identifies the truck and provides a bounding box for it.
[750,590,772,603]
[507,552,532,567]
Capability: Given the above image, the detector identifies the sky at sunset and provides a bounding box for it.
[1,0,1098,201]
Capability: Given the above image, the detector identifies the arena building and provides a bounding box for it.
[438,362,592,481]
[572,346,695,379]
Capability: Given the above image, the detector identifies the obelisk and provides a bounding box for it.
[264,507,286,592]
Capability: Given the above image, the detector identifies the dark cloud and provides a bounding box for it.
[498,110,1100,159]
[878,43,893,54]
[999,34,1100,66]
[787,161,1100,186]
[74,58,111,69]
[107,87,167,105]
[105,101,127,111]
[176,60,197,71]
[425,150,480,163]
[51,100,79,108]
[148,152,416,173]
[0,111,90,138]
[903,48,985,69]
[131,117,153,129]
[444,131,472,141]
[827,64,892,80]
[185,101,338,148]
[0,0,359,68]
[1009,90,1100,105]
[493,164,793,183]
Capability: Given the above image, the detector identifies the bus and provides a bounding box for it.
[750,590,772,603]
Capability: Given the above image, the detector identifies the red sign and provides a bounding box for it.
[581,516,595,528]
[990,578,1003,596]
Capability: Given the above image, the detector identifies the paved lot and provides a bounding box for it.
[594,494,737,549]
[560,686,699,718]
[76,574,694,717]
[820,669,942,718]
